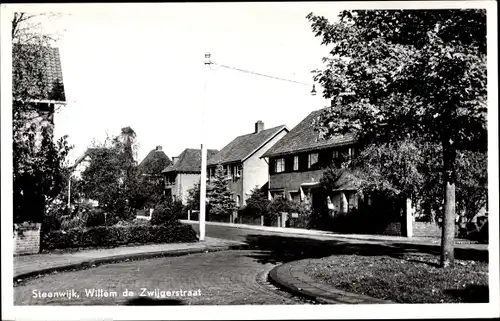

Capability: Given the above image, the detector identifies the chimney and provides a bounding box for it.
[172,157,178,165]
[255,120,264,134]
[156,145,162,151]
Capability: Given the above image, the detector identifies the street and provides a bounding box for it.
[14,250,312,305]
[14,222,488,305]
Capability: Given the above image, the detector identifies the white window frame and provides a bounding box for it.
[275,158,285,173]
[293,156,299,171]
[308,153,318,168]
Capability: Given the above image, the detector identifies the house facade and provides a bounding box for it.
[261,108,360,215]
[207,121,289,209]
[162,148,218,205]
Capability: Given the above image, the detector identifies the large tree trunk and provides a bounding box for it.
[441,139,457,267]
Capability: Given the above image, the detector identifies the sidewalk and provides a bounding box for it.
[14,237,245,280]
[269,259,392,304]
[182,220,488,251]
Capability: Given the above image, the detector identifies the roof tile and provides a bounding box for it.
[162,148,218,173]
[207,125,287,165]
[262,108,356,158]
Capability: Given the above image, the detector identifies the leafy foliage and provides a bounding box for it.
[40,223,198,252]
[12,13,72,223]
[242,186,271,218]
[207,164,237,216]
[150,199,185,225]
[307,10,487,266]
[185,181,201,211]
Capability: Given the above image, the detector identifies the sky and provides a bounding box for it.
[17,2,344,164]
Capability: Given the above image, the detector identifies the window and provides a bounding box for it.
[236,165,242,178]
[275,158,285,173]
[271,191,284,199]
[348,147,356,157]
[308,153,318,168]
[236,195,241,206]
[293,156,299,171]
[332,150,339,159]
[289,191,301,202]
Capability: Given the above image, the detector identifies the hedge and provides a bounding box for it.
[41,221,198,252]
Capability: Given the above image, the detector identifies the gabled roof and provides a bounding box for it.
[262,108,356,158]
[207,125,288,166]
[137,148,171,175]
[162,148,219,174]
[13,44,66,102]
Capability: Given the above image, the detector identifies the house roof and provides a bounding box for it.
[162,148,219,174]
[261,108,356,158]
[207,125,288,166]
[137,148,171,175]
[69,148,100,169]
[13,44,66,102]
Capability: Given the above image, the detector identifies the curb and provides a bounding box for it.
[14,244,249,283]
[268,260,392,305]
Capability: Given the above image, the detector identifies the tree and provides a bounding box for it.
[206,164,237,216]
[244,186,270,217]
[79,144,128,216]
[12,12,72,224]
[307,10,486,267]
[186,181,201,211]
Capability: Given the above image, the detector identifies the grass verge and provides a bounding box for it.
[304,253,488,303]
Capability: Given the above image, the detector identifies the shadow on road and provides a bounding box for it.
[236,234,488,265]
[444,284,489,303]
[124,297,184,305]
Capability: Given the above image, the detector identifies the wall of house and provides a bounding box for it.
[178,173,201,205]
[243,130,288,204]
[228,176,244,208]
[14,223,41,255]
[269,169,324,195]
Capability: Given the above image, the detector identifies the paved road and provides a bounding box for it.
[14,250,313,305]
[187,222,488,264]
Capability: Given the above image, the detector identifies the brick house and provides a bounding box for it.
[207,121,289,210]
[162,148,218,205]
[261,108,360,215]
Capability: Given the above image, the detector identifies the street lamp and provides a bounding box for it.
[199,52,212,242]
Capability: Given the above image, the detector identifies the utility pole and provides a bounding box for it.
[199,52,211,241]
[67,172,72,208]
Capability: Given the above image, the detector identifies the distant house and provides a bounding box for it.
[207,121,289,210]
[66,148,101,208]
[137,145,171,177]
[162,148,219,205]
[261,108,360,215]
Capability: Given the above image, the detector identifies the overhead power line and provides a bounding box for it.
[210,62,311,86]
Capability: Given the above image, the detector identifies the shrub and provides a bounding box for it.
[86,208,107,228]
[151,200,184,225]
[40,222,198,251]
[60,216,85,230]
